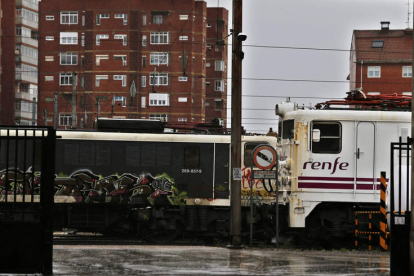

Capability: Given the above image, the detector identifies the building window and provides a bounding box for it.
[367,66,381,78]
[143,15,147,26]
[96,55,108,66]
[149,114,168,122]
[142,35,147,47]
[96,34,109,45]
[60,12,78,24]
[178,76,188,81]
[178,97,187,102]
[207,23,211,27]
[150,32,169,44]
[96,13,109,25]
[82,15,85,26]
[95,75,108,87]
[114,75,127,87]
[81,34,85,46]
[215,60,225,71]
[206,62,211,68]
[180,15,188,20]
[178,118,187,122]
[367,92,380,95]
[179,36,188,41]
[60,32,78,44]
[59,114,73,126]
[152,15,162,24]
[60,52,78,65]
[311,121,342,154]
[149,73,169,86]
[114,55,127,66]
[149,93,169,106]
[150,52,169,65]
[46,15,54,21]
[403,66,412,78]
[214,99,223,110]
[403,92,412,95]
[141,96,146,108]
[114,96,126,107]
[215,80,224,92]
[141,76,146,87]
[46,36,54,41]
[142,56,147,67]
[45,76,54,81]
[371,40,384,48]
[60,73,73,85]
[114,14,128,25]
[114,34,127,46]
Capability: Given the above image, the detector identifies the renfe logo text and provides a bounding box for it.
[303,157,349,175]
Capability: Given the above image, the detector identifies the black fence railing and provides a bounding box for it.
[0,126,56,274]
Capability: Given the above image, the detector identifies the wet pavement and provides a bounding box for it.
[52,245,390,275]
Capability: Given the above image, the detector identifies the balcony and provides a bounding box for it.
[15,110,34,120]
[15,36,38,48]
[15,71,37,84]
[16,17,38,29]
[15,55,38,66]
[16,0,38,11]
[15,92,36,101]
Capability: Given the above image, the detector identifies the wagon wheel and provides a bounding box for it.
[138,219,182,244]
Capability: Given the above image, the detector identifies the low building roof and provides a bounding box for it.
[353,29,412,61]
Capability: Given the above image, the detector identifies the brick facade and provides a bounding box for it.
[37,0,228,129]
[1,0,39,125]
[349,22,412,96]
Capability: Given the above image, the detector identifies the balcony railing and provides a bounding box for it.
[15,55,38,66]
[15,110,35,120]
[16,0,38,11]
[15,71,37,84]
[15,36,38,48]
[16,17,38,29]
[15,92,36,101]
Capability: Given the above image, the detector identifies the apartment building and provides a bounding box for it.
[1,0,39,125]
[37,0,228,129]
[349,22,412,95]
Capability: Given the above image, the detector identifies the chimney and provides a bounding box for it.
[380,21,390,32]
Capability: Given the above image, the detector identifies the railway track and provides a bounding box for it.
[53,233,212,246]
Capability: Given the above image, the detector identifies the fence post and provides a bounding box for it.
[380,171,388,251]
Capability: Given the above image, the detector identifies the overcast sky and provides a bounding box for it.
[205,0,411,133]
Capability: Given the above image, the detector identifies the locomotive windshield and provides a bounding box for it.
[280,119,294,139]
[311,121,342,154]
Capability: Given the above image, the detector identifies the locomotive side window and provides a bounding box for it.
[311,122,342,154]
[184,146,200,168]
[282,119,294,139]
[244,142,268,167]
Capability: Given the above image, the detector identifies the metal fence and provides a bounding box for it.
[0,126,56,274]
[390,137,411,276]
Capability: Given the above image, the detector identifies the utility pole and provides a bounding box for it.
[54,92,58,129]
[410,4,414,273]
[32,97,36,126]
[71,71,77,128]
[229,0,243,248]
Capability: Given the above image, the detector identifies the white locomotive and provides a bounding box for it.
[276,92,411,238]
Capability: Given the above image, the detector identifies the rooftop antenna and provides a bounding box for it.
[406,0,411,28]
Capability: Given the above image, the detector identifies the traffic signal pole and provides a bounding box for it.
[229,0,243,248]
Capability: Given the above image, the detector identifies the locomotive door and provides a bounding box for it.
[214,143,230,199]
[356,122,376,191]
